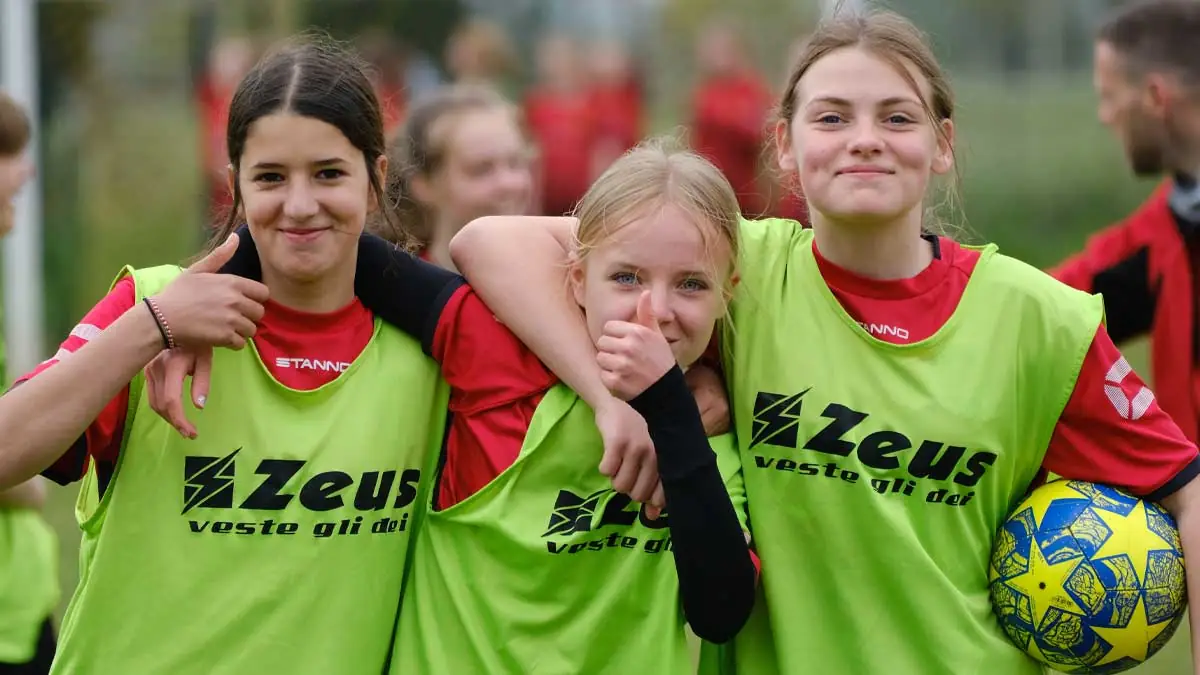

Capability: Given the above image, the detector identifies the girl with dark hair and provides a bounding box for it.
[0,36,458,675]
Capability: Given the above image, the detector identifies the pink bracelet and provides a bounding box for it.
[143,297,176,350]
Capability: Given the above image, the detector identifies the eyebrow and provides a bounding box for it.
[610,262,714,278]
[249,157,348,170]
[807,96,920,108]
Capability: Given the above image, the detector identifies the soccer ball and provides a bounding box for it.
[989,480,1187,673]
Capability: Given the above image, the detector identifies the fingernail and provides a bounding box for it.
[196,395,206,408]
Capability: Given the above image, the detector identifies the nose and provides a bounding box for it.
[847,120,885,156]
[283,179,320,220]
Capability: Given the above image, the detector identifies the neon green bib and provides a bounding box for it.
[391,382,748,674]
[711,220,1101,674]
[0,508,58,663]
[0,304,59,665]
[51,265,449,675]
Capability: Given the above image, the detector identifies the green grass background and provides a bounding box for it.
[33,74,1189,673]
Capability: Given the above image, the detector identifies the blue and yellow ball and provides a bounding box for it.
[989,480,1187,673]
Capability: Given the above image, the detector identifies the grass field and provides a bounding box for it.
[28,73,1195,673]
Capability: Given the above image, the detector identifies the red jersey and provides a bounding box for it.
[814,236,1199,499]
[691,74,772,216]
[22,278,377,485]
[524,88,597,216]
[195,77,236,213]
[1050,181,1200,445]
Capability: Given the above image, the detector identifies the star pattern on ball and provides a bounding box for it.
[1091,499,1175,584]
[1002,533,1086,628]
[1092,595,1173,666]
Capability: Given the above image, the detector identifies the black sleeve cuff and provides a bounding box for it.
[1145,456,1200,503]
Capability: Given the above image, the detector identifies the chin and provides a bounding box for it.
[273,254,338,283]
[818,202,908,226]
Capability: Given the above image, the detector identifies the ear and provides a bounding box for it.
[931,118,955,176]
[370,154,389,213]
[774,119,797,172]
[1145,73,1177,118]
[568,253,587,308]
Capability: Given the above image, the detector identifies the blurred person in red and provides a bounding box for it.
[1051,0,1200,443]
[525,34,596,216]
[586,40,644,178]
[359,31,409,137]
[773,35,810,224]
[385,84,534,270]
[445,19,518,92]
[195,36,256,219]
[690,20,773,216]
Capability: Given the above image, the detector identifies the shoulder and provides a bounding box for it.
[981,248,1101,308]
[737,217,810,260]
[975,248,1104,359]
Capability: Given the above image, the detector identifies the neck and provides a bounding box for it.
[425,217,466,272]
[261,267,356,314]
[1169,107,1200,180]
[811,210,932,280]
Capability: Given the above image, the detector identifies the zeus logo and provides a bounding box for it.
[751,389,808,448]
[182,448,239,514]
[543,489,666,537]
[543,488,608,537]
[181,451,422,515]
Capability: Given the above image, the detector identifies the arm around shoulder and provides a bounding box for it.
[449,215,618,409]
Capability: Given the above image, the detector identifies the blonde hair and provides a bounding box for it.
[572,136,741,302]
[778,10,965,238]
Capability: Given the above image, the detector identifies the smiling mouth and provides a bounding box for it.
[280,228,331,241]
[837,168,893,176]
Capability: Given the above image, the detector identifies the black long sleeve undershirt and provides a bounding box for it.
[629,366,756,644]
[218,226,462,352]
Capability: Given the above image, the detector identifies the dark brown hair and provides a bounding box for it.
[0,91,31,157]
[1097,0,1200,84]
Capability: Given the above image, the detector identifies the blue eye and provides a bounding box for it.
[611,271,638,285]
[680,278,709,292]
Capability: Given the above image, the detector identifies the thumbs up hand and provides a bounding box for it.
[596,291,677,401]
[149,233,270,351]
